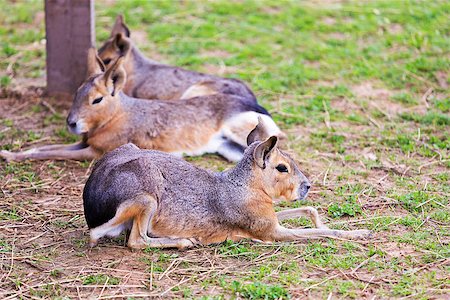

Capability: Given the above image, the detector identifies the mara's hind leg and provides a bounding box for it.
[89,194,197,250]
[130,234,197,250]
[271,225,372,241]
[126,195,197,250]
[89,197,151,247]
[276,207,328,229]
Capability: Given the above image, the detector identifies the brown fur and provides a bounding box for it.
[140,124,220,153]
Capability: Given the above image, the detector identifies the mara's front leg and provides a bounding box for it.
[276,207,328,229]
[272,225,371,241]
[0,143,99,162]
[26,141,86,152]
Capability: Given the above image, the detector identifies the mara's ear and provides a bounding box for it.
[111,14,130,37]
[102,57,126,96]
[87,48,105,77]
[253,136,278,168]
[113,33,131,56]
[247,116,269,146]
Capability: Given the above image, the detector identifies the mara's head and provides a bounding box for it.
[97,15,131,67]
[67,48,127,135]
[246,118,311,201]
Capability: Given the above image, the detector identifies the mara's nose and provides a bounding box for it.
[298,180,311,200]
[67,121,77,129]
[66,115,76,128]
[302,178,311,190]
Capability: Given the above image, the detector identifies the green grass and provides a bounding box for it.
[82,274,120,285]
[0,0,449,299]
[227,281,290,299]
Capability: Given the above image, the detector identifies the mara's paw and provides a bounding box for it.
[177,238,199,250]
[251,238,273,244]
[128,238,148,250]
[89,238,99,248]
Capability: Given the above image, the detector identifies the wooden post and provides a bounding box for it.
[45,0,95,96]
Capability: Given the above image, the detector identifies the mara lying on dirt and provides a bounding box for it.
[0,49,281,162]
[84,119,371,249]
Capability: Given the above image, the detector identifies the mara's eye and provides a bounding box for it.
[92,97,103,105]
[103,58,111,65]
[276,164,288,173]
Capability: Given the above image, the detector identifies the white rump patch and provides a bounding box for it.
[222,112,282,146]
[180,82,218,100]
[169,112,282,162]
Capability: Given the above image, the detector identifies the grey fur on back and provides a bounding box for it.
[83,143,258,231]
[124,47,258,103]
[120,91,268,129]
